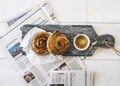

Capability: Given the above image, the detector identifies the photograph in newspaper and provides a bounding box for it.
[8,41,22,58]
[55,57,85,71]
[55,62,70,70]
[23,71,35,83]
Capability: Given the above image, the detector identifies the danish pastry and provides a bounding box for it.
[32,32,50,54]
[47,31,70,55]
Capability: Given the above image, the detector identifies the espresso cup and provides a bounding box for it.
[73,34,90,51]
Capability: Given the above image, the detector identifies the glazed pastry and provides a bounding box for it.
[47,31,70,55]
[32,32,50,54]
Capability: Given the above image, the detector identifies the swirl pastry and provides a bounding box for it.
[47,31,70,55]
[32,32,50,54]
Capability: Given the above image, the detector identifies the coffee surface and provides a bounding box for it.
[75,35,88,49]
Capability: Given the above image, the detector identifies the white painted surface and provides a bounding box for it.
[88,0,120,22]
[86,60,120,86]
[47,0,87,22]
[0,0,120,86]
[0,59,26,86]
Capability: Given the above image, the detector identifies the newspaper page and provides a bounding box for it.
[0,6,31,38]
[6,10,30,27]
[53,57,85,70]
[0,1,58,39]
[49,70,86,86]
[52,57,93,86]
[49,70,93,86]
[0,1,60,86]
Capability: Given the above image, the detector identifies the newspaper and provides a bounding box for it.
[0,7,31,38]
[49,70,86,86]
[0,0,58,39]
[0,1,93,86]
[6,10,30,27]
[0,1,60,86]
[51,57,93,86]
[54,57,85,70]
[49,70,93,86]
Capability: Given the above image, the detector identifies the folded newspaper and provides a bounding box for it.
[49,70,93,86]
[0,0,93,86]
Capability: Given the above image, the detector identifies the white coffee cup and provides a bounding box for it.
[73,34,90,51]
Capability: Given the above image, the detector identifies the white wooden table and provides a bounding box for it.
[0,0,120,86]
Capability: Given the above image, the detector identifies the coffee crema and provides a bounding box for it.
[73,34,90,51]
[75,35,88,49]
